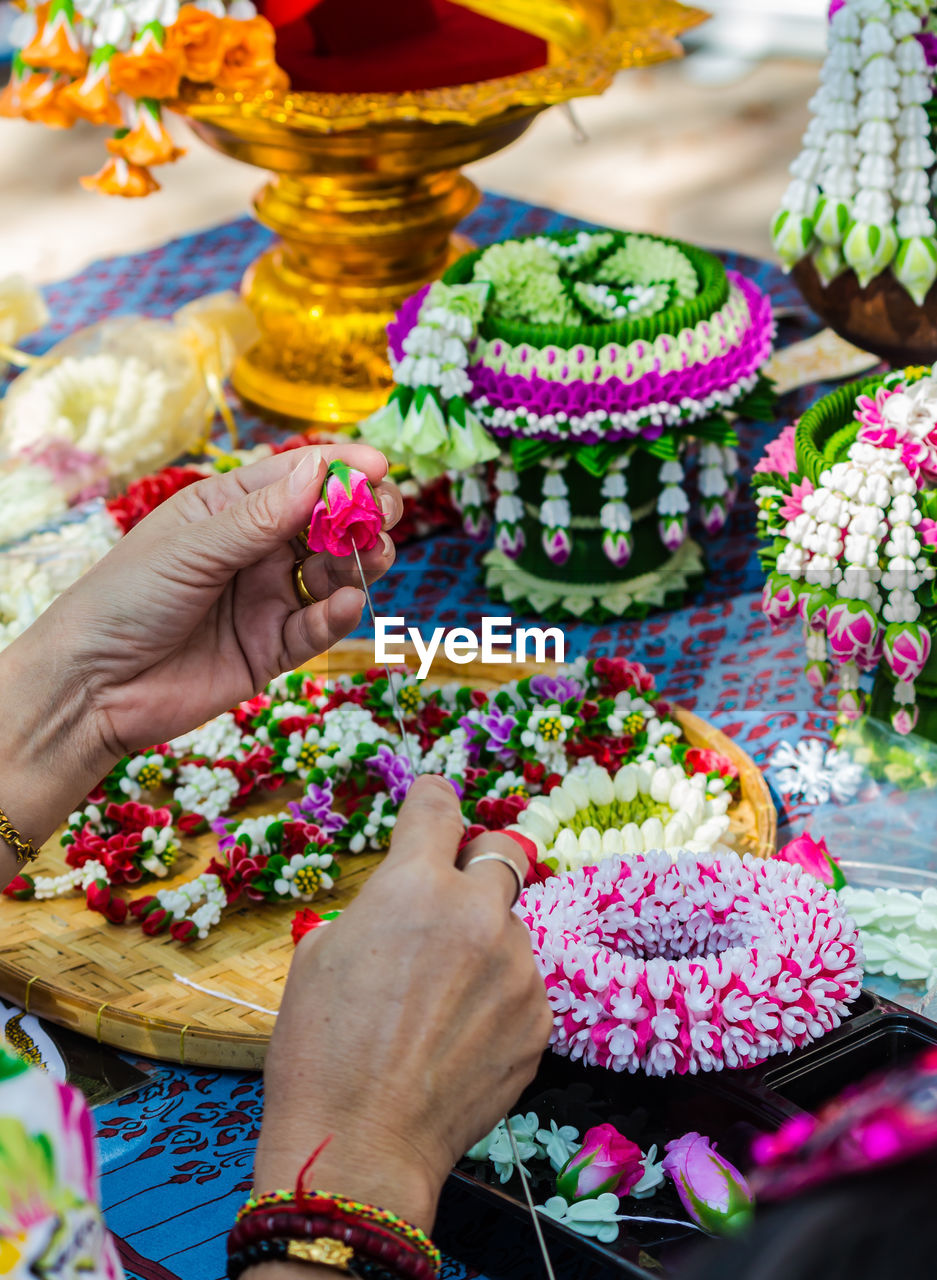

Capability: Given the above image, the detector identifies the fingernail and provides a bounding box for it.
[379,491,395,524]
[288,447,323,495]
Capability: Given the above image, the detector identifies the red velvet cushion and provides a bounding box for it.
[263,0,548,93]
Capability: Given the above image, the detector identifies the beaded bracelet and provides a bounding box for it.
[226,1237,408,1280]
[0,805,38,865]
[235,1191,441,1272]
[227,1211,437,1280]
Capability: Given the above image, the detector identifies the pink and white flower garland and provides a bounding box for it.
[518,850,863,1078]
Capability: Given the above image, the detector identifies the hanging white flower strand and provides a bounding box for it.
[492,458,526,560]
[599,456,633,567]
[540,458,573,566]
[657,458,689,552]
[697,443,738,536]
[773,0,937,304]
[451,468,491,540]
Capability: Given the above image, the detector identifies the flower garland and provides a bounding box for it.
[1,0,285,196]
[518,849,863,1077]
[756,364,937,734]
[5,657,744,945]
[773,0,937,304]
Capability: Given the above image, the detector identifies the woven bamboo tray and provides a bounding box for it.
[0,642,775,1070]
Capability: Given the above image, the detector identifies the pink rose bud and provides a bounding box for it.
[555,1124,644,1202]
[836,686,866,722]
[307,460,383,558]
[775,832,846,889]
[542,526,572,566]
[826,599,878,663]
[659,515,688,553]
[804,658,831,690]
[892,703,919,736]
[662,1132,754,1236]
[802,588,833,633]
[883,622,931,684]
[602,529,633,568]
[761,574,799,630]
[463,508,490,540]
[495,522,525,559]
[701,500,728,536]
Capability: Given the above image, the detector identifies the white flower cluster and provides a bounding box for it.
[775,0,937,302]
[599,457,633,567]
[346,794,396,853]
[31,858,108,902]
[152,871,227,939]
[272,850,336,900]
[168,713,249,762]
[510,764,731,870]
[657,458,690,551]
[778,439,932,624]
[173,762,240,823]
[697,442,738,535]
[492,461,526,559]
[392,284,490,402]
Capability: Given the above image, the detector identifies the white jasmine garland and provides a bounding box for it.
[173,763,240,822]
[508,764,731,869]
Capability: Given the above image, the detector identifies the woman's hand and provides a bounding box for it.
[0,444,401,870]
[255,776,553,1232]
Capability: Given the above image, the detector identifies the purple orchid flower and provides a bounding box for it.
[365,744,415,806]
[460,704,518,761]
[529,673,585,703]
[288,777,347,835]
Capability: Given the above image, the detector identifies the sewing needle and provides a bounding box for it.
[506,1121,556,1280]
[351,537,416,771]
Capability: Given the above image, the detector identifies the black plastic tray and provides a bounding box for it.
[434,991,937,1280]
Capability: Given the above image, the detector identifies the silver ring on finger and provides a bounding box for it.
[463,852,524,908]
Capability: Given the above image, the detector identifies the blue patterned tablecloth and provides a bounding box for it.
[13,193,848,1279]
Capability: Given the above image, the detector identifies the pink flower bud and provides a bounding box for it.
[761,574,799,630]
[307,461,383,558]
[659,515,687,553]
[827,599,878,663]
[662,1132,753,1235]
[463,509,490,540]
[775,833,846,889]
[495,522,525,559]
[701,500,728,536]
[883,622,931,684]
[555,1124,644,1202]
[542,526,572,566]
[804,659,831,690]
[602,529,633,568]
[837,687,866,722]
[892,703,919,735]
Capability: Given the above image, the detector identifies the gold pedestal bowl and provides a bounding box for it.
[178,0,707,428]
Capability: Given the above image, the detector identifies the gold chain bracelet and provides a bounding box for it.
[0,807,38,866]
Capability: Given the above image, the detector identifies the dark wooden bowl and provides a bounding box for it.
[793,257,937,367]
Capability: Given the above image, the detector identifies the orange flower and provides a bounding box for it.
[107,104,185,167]
[110,38,184,101]
[19,73,77,128]
[20,1,88,78]
[166,5,225,84]
[215,15,281,93]
[80,157,160,197]
[61,63,123,126]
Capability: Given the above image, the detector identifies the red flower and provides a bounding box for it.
[106,466,203,533]
[170,919,198,943]
[4,874,34,900]
[291,908,324,944]
[523,761,545,786]
[475,794,530,827]
[321,686,367,712]
[141,908,170,935]
[234,693,271,729]
[592,656,655,696]
[685,748,739,782]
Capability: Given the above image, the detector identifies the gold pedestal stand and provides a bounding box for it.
[178,0,707,428]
